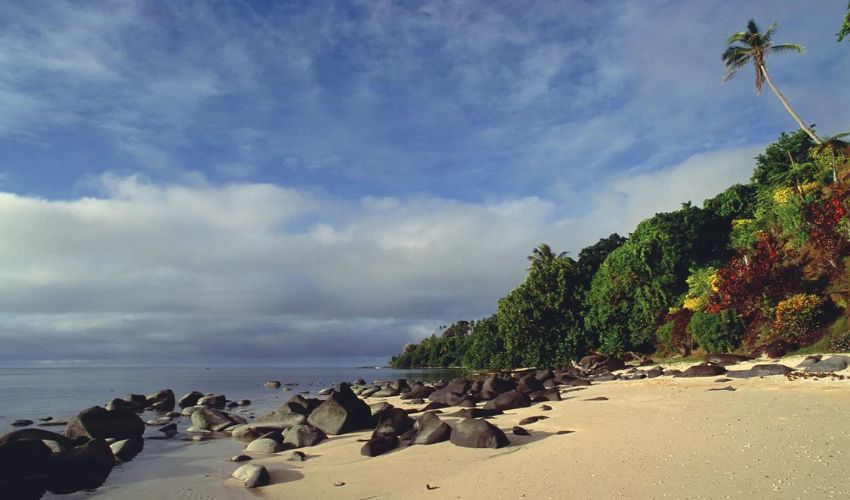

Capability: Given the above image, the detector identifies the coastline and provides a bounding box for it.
[225,354,850,499]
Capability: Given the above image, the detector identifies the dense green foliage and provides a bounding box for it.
[839,2,850,42]
[688,309,745,353]
[390,128,850,370]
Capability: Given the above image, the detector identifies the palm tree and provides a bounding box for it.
[527,243,568,270]
[722,20,821,144]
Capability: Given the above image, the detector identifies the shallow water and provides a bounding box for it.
[0,366,461,498]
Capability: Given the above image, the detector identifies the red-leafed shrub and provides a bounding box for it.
[805,191,848,272]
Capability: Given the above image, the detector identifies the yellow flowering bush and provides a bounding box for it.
[773,187,794,205]
[774,293,824,342]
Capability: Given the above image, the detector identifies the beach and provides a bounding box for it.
[219,355,850,499]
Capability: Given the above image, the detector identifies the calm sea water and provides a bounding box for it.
[0,366,462,498]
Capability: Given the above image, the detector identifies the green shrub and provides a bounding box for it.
[655,321,674,355]
[688,309,744,353]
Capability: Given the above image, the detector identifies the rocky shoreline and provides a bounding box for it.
[1,353,849,498]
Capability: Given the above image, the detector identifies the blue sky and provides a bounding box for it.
[0,1,848,366]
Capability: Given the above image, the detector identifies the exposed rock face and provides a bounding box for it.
[703,354,752,366]
[47,439,115,494]
[232,463,270,488]
[306,383,371,435]
[412,412,451,445]
[482,390,530,411]
[360,435,399,457]
[177,391,205,409]
[63,406,145,441]
[145,390,175,412]
[282,425,326,449]
[450,419,509,449]
[674,364,727,378]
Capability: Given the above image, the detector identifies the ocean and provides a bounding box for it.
[0,366,462,498]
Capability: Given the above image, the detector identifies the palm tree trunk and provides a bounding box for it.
[759,64,821,144]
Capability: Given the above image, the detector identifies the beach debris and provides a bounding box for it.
[412,412,451,445]
[786,370,847,381]
[232,463,270,488]
[426,484,439,490]
[582,397,609,401]
[334,481,346,487]
[539,405,552,411]
[449,419,509,449]
[555,430,574,435]
[512,426,530,436]
[707,386,737,392]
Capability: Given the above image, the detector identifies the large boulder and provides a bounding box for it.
[190,407,246,431]
[450,419,509,449]
[282,425,326,449]
[197,394,227,409]
[0,428,74,451]
[64,406,145,441]
[482,390,530,411]
[516,374,544,394]
[412,412,451,445]
[106,398,141,415]
[177,391,205,409]
[400,385,435,400]
[0,438,51,482]
[232,463,269,488]
[373,408,415,438]
[109,438,144,463]
[478,376,515,400]
[727,364,793,378]
[145,390,175,412]
[306,383,371,435]
[703,353,752,366]
[360,435,399,457]
[245,438,284,454]
[674,364,727,378]
[804,355,850,372]
[47,439,115,494]
[528,388,561,402]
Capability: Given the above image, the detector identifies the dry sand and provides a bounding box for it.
[222,355,850,499]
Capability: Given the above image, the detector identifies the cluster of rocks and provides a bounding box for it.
[1,387,253,499]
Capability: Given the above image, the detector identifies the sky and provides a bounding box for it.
[0,1,848,367]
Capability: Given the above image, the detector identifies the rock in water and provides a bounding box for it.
[264,380,282,389]
[177,391,205,409]
[412,412,451,445]
[232,463,270,488]
[190,407,245,431]
[245,438,284,454]
[306,383,371,435]
[360,435,399,457]
[449,419,509,449]
[11,420,33,427]
[0,439,51,500]
[64,406,145,441]
[197,394,227,408]
[47,439,115,494]
[231,454,251,462]
[109,438,144,462]
[282,425,326,449]
[145,390,175,412]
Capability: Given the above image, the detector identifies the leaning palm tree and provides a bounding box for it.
[722,19,821,144]
[527,243,567,267]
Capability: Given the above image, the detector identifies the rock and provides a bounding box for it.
[804,355,850,372]
[288,451,307,462]
[516,374,544,394]
[245,438,283,454]
[583,396,609,401]
[703,353,752,366]
[579,354,625,374]
[158,423,178,438]
[369,402,392,415]
[177,391,205,409]
[352,379,367,386]
[123,394,148,412]
[190,407,246,431]
[372,388,400,398]
[512,426,530,436]
[64,406,145,441]
[0,429,74,452]
[539,404,552,411]
[448,408,502,419]
[0,438,51,483]
[482,390,530,411]
[401,385,435,400]
[644,366,663,378]
[11,420,33,427]
[264,381,282,389]
[664,369,682,376]
[47,439,115,494]
[796,355,822,368]
[373,408,415,438]
[707,386,736,392]
[230,421,303,442]
[237,400,251,406]
[109,438,144,462]
[146,416,171,426]
[674,364,727,378]
[450,419,509,449]
[197,394,227,409]
[528,388,561,402]
[145,390,175,412]
[306,383,371,435]
[518,416,548,426]
[750,342,797,359]
[282,425,326,448]
[360,435,399,457]
[257,404,311,424]
[458,397,477,408]
[589,373,618,381]
[105,398,140,415]
[417,402,449,413]
[232,463,270,488]
[727,364,793,378]
[318,388,334,396]
[231,454,251,462]
[412,412,451,445]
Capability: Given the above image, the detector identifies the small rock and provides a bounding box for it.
[512,426,530,436]
[517,416,548,425]
[288,451,307,462]
[11,420,33,427]
[539,405,552,411]
[231,454,252,462]
[246,437,284,454]
[232,463,270,488]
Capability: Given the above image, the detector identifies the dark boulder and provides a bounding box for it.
[282,424,326,449]
[644,366,663,378]
[445,378,471,394]
[482,390,530,411]
[191,407,246,431]
[145,390,175,412]
[703,354,752,366]
[0,428,74,451]
[516,374,544,394]
[105,398,140,415]
[109,438,143,463]
[124,394,147,412]
[400,385,435,400]
[450,419,509,449]
[306,383,371,435]
[412,412,451,445]
[197,394,227,409]
[360,435,399,457]
[448,408,502,419]
[415,401,449,413]
[0,438,51,481]
[177,391,205,409]
[727,364,793,378]
[64,406,144,441]
[373,408,415,438]
[257,404,310,423]
[528,388,561,402]
[264,380,282,389]
[478,376,515,400]
[47,439,115,494]
[512,426,530,436]
[579,354,625,374]
[518,415,548,425]
[674,364,727,378]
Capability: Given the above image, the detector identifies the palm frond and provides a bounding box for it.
[726,31,749,44]
[746,19,760,35]
[770,43,804,54]
[763,22,778,42]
